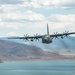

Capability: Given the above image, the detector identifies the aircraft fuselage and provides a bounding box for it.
[42,34,52,44]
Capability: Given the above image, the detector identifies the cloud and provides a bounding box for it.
[0,0,75,9]
[0,0,75,31]
[0,4,18,12]
[47,14,75,30]
[21,0,75,9]
[48,14,75,22]
[0,7,75,31]
[0,10,45,29]
[3,11,45,21]
[0,8,75,30]
[0,0,23,4]
[8,32,16,36]
[61,0,75,9]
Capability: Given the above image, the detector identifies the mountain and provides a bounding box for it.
[0,40,44,61]
[0,39,75,61]
[0,36,75,61]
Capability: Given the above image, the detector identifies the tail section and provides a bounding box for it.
[47,24,49,35]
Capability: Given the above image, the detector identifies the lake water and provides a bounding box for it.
[0,60,75,75]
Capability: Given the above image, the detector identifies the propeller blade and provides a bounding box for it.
[34,33,39,41]
[54,32,59,39]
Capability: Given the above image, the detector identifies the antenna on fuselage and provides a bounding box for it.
[47,23,49,35]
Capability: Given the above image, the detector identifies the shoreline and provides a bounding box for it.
[2,58,75,62]
[1,51,75,62]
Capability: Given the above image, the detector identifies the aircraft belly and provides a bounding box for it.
[42,38,52,44]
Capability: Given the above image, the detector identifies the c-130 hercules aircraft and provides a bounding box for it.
[8,24,75,44]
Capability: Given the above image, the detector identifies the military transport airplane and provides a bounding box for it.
[8,24,75,44]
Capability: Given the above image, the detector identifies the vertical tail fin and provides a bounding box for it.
[47,24,49,35]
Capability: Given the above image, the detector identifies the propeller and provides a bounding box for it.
[23,34,29,41]
[63,30,69,37]
[63,30,69,34]
[64,30,69,33]
[54,32,59,39]
[34,33,39,41]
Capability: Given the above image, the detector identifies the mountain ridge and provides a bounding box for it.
[0,36,75,61]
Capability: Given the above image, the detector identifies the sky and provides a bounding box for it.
[0,0,75,37]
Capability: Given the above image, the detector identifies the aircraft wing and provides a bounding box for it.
[8,35,43,40]
[8,32,75,40]
[50,32,75,38]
